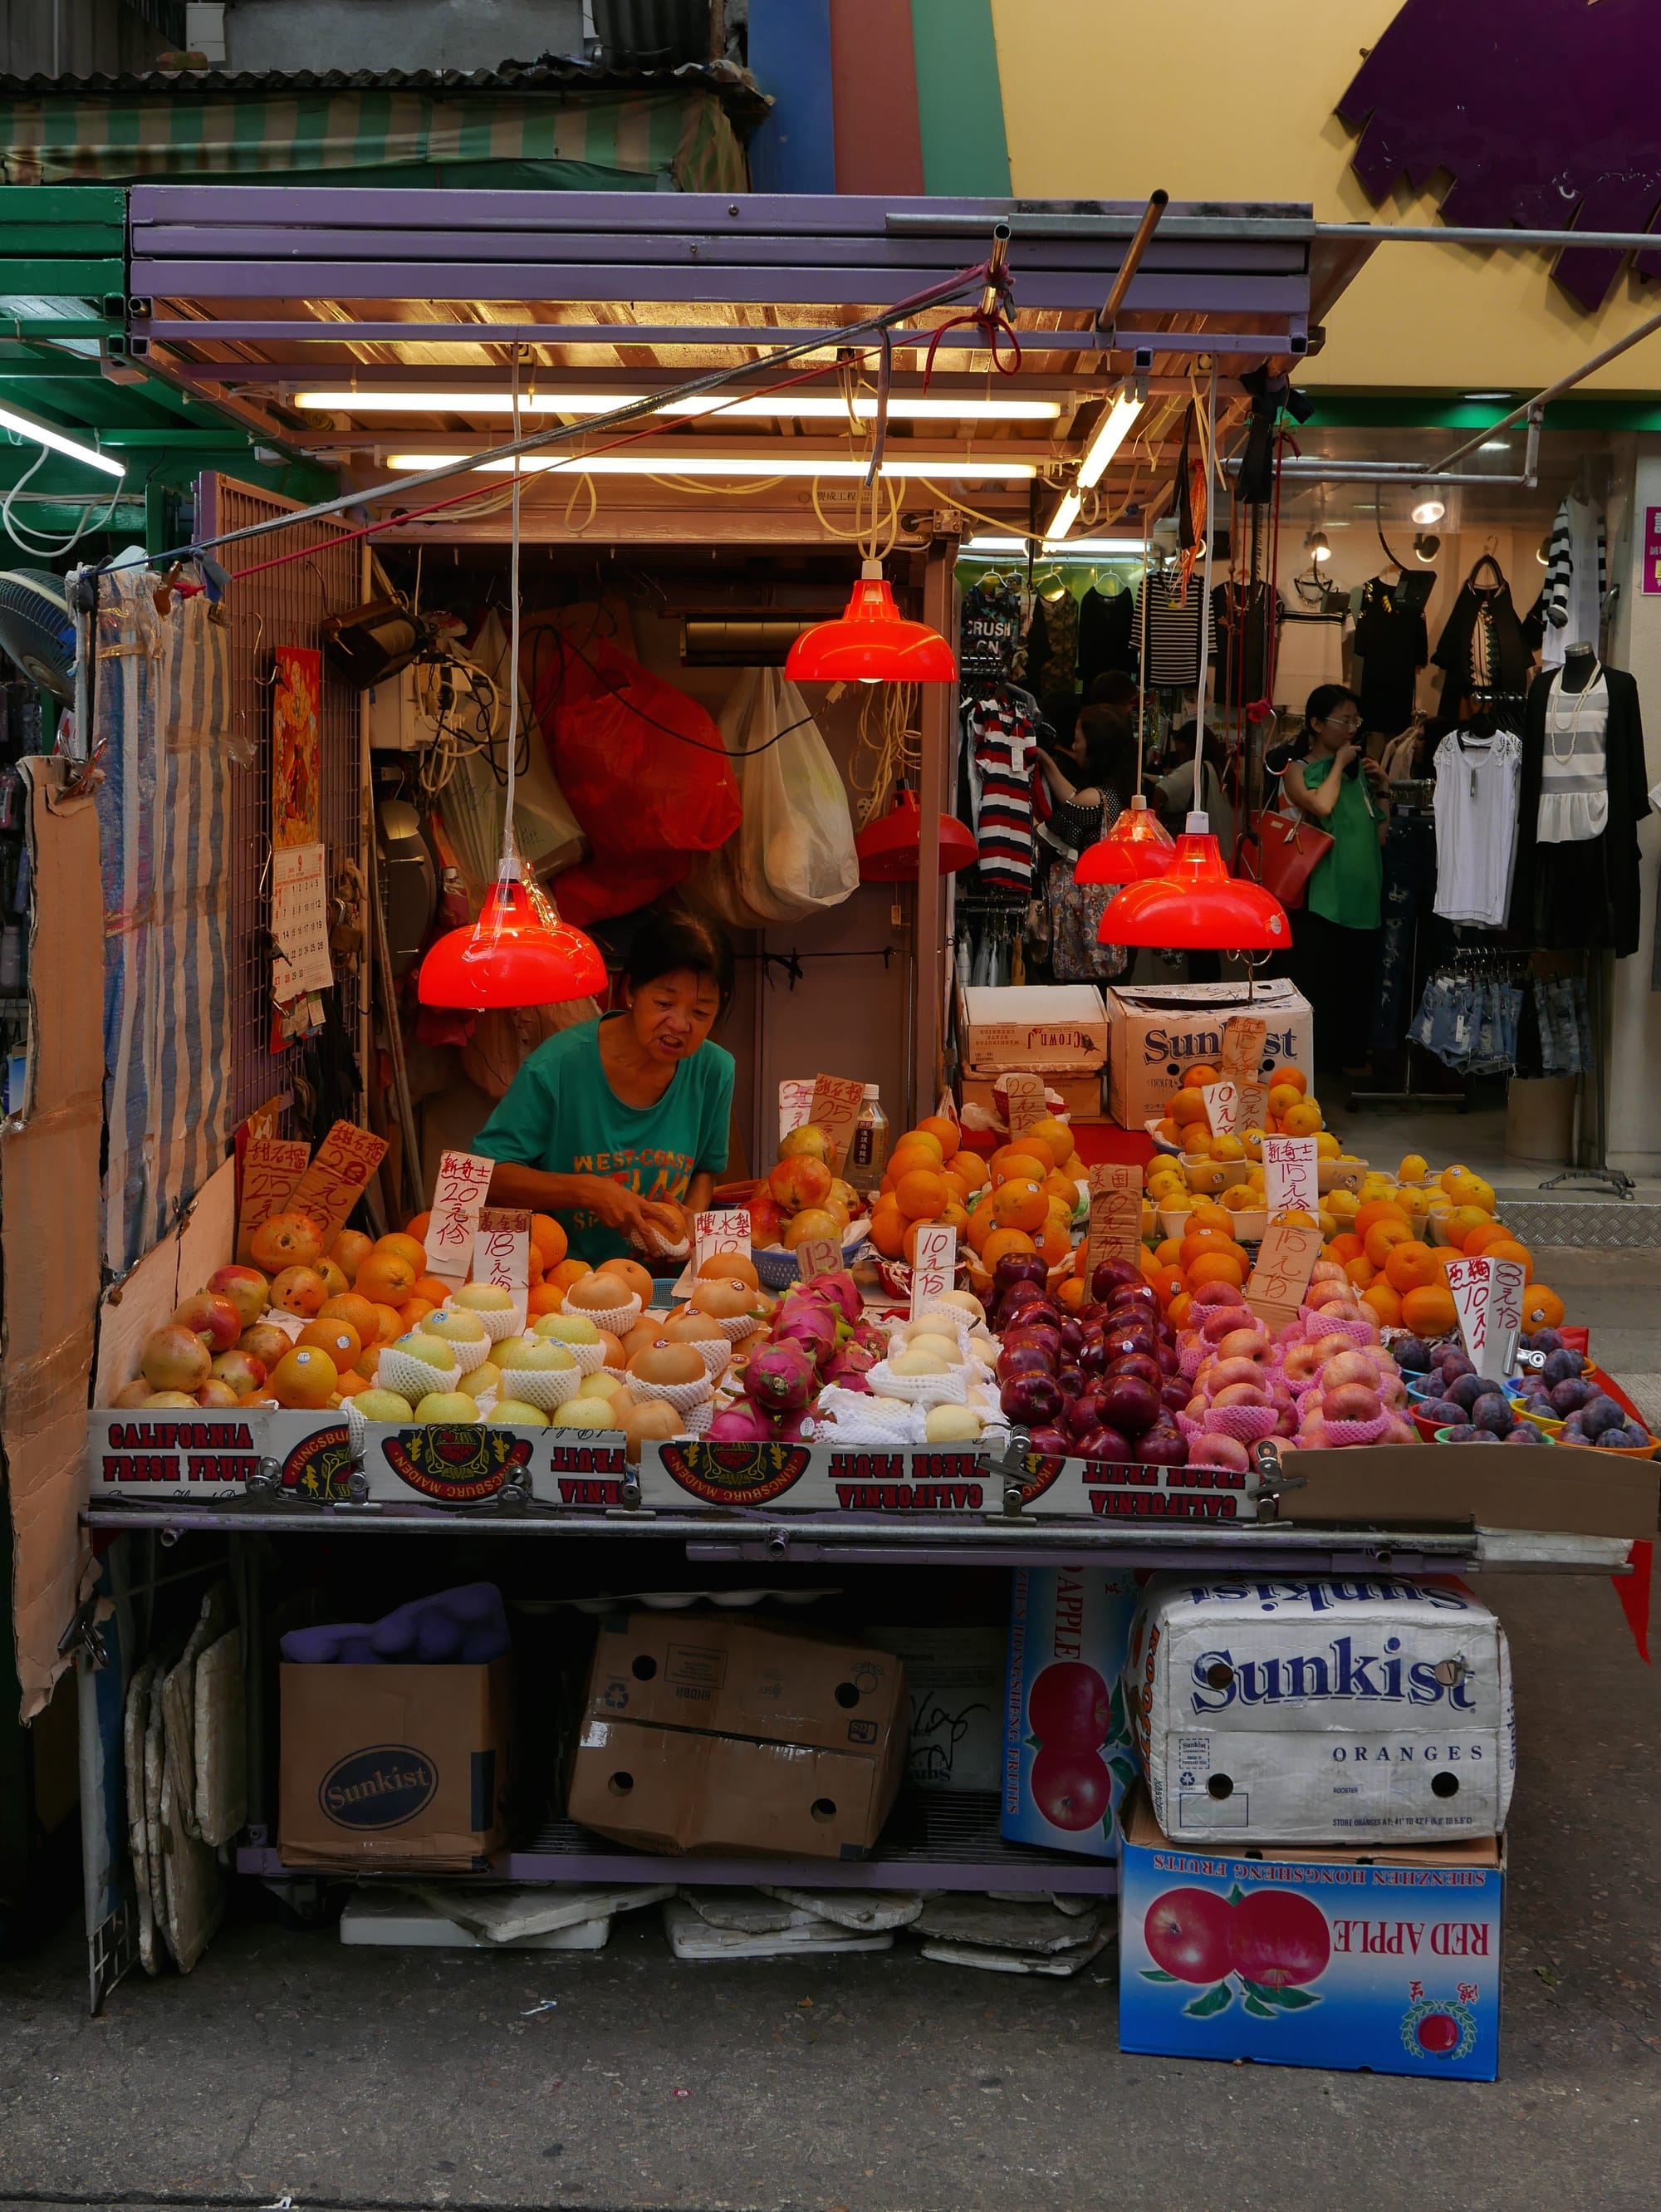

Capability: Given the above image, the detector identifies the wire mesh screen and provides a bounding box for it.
[198,474,366,1136]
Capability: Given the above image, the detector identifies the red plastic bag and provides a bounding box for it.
[535,635,740,924]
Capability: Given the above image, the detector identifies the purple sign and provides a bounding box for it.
[1340,0,1661,310]
[1644,509,1661,597]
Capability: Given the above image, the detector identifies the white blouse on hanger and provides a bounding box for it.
[1433,726,1522,927]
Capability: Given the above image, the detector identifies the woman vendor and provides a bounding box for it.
[473,910,736,1266]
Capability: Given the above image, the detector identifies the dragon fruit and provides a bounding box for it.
[772,1302,839,1370]
[706,1402,783,1442]
[809,1270,861,1327]
[742,1339,818,1413]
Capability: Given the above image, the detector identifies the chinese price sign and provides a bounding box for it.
[1201,1080,1239,1137]
[795,1237,844,1284]
[694,1208,752,1280]
[1445,1255,1525,1381]
[426,1149,497,1293]
[809,1072,866,1174]
[283,1121,389,1247]
[1262,1135,1319,1219]
[472,1206,531,1297]
[234,1137,310,1265]
[777,1078,816,1144]
[1085,1162,1142,1272]
[1645,507,1661,596]
[909,1223,958,1318]
[1220,1015,1269,1133]
[1244,1223,1323,1332]
[1003,1072,1048,1135]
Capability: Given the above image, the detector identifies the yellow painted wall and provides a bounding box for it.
[990,0,1661,395]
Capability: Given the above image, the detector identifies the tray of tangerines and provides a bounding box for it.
[864,1110,1088,1302]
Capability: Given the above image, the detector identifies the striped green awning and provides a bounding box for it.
[0,87,747,195]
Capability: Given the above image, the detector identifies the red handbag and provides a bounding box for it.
[1241,808,1333,910]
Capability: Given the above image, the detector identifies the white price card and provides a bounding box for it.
[694,1208,752,1280]
[909,1223,958,1317]
[1201,1080,1240,1137]
[1262,1135,1319,1219]
[1445,1255,1526,1381]
[472,1206,532,1295]
[425,1149,497,1293]
[778,1078,816,1144]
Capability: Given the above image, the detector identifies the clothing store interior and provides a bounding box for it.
[953,418,1643,1195]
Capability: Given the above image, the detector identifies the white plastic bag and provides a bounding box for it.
[700,667,860,924]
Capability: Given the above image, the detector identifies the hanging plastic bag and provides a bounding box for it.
[696,667,860,925]
[535,634,741,925]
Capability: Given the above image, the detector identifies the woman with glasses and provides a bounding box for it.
[1280,683,1391,1077]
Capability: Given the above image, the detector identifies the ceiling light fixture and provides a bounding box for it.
[964,534,1149,555]
[1478,439,1510,453]
[0,401,125,478]
[1046,487,1083,541]
[853,789,978,879]
[300,389,1061,422]
[1305,527,1332,563]
[786,560,957,684]
[384,451,1037,481]
[1410,483,1447,527]
[1074,792,1176,884]
[1414,532,1441,563]
[1463,391,1512,402]
[1097,825,1289,951]
[1074,387,1143,491]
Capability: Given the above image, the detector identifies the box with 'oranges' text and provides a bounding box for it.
[1118,1785,1504,2079]
[1105,979,1311,1128]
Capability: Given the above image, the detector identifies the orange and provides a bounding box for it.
[1354,1199,1410,1241]
[989,1177,1047,1233]
[1326,1232,1364,1267]
[1179,1227,1234,1270]
[883,1142,940,1189]
[404,1211,432,1243]
[297,1317,361,1366]
[1181,1063,1220,1091]
[356,1249,418,1305]
[1149,1264,1188,1307]
[1461,1219,1511,1258]
[1208,1133,1247,1163]
[1480,1237,1533,1282]
[941,1199,971,1238]
[399,1297,437,1332]
[899,1128,946,1165]
[1154,1237,1187,1272]
[1264,1063,1306,1096]
[982,1227,1038,1273]
[1168,1291,1195,1331]
[989,1148,1051,1188]
[1521,1283,1565,1332]
[1043,1168,1080,1209]
[1384,1239,1443,1295]
[952,1150,989,1193]
[894,1167,949,1221]
[335,1368,370,1399]
[1267,1081,1304,1120]
[270,1346,337,1410]
[965,1201,997,1256]
[1169,1090,1208,1129]
[1188,1200,1234,1235]
[1024,1116,1075,1171]
[406,1275,450,1310]
[1363,1218,1414,1270]
[529,1213,567,1270]
[1274,1208,1319,1229]
[329,1229,375,1283]
[375,1231,428,1275]
[1188,1252,1246,1292]
[548,1258,593,1293]
[1281,1099,1325,1138]
[1401,1283,1458,1337]
[870,1208,909,1260]
[1362,1282,1404,1328]
[1036,1222,1073,1269]
[915,1114,962,1161]
[1441,1205,1492,1252]
[941,1170,974,1209]
[370,1302,406,1345]
[1154,1117,1183,1147]
[1344,1254,1377,1288]
[319,1291,379,1343]
[527,1283,566,1318]
[1057,1275,1088,1312]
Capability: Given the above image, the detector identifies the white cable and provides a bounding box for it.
[1,439,124,557]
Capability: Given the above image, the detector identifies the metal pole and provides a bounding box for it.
[1189,359,1218,832]
[1430,298,1661,471]
[912,542,956,1123]
[1096,191,1169,331]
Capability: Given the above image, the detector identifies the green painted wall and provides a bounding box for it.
[910,0,1010,196]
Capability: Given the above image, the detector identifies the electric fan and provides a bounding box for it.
[0,571,73,701]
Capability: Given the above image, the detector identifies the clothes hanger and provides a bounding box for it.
[1466,552,1507,591]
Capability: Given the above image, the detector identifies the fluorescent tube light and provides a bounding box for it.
[301,389,1060,421]
[1075,388,1142,490]
[384,452,1037,480]
[0,402,125,478]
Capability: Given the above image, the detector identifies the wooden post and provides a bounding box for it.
[912,539,958,1121]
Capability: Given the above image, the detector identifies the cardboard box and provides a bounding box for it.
[1118,1785,1504,2080]
[566,1612,907,1860]
[959,1072,1105,1126]
[1105,978,1312,1127]
[1283,1442,1658,1542]
[1002,1568,1140,1860]
[958,983,1109,1076]
[870,1624,1006,1793]
[1124,1576,1514,1846]
[279,1659,513,1870]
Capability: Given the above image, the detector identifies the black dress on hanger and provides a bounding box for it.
[1432,556,1532,719]
[1353,571,1430,731]
[1507,660,1649,955]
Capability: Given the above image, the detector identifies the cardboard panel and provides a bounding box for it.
[1283,1444,1659,1542]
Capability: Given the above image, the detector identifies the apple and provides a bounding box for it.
[1071,1424,1133,1464]
[992,1253,1048,1297]
[454,1283,515,1313]
[414,1392,479,1423]
[1026,1425,1072,1457]
[1227,1890,1330,1989]
[354,1389,414,1422]
[425,1309,489,1346]
[205,1265,268,1328]
[1415,2012,1463,2054]
[1090,1258,1143,1300]
[1028,1746,1112,1832]
[1144,1886,1236,1984]
[210,1348,267,1396]
[497,1337,576,1372]
[997,1341,1056,1386]
[1099,1373,1160,1435]
[488,1399,551,1428]
[999,1373,1064,1428]
[140,1324,212,1395]
[1103,1350,1161,1390]
[533,1312,600,1346]
[1027,1660,1111,1751]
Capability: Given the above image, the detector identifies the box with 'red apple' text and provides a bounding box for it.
[1118,1785,1505,2080]
[1002,1567,1139,1861]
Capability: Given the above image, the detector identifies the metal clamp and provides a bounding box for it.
[56,1595,110,1671]
[986,1427,1031,1521]
[1252,1440,1306,1516]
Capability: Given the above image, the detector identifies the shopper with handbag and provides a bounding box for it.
[1281,684,1391,1077]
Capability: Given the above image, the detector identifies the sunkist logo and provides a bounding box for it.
[1143,1024,1297,1067]
[319,1744,439,1829]
[1190,1636,1477,1713]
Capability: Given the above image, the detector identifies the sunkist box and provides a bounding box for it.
[1124,1576,1515,1846]
[1002,1567,1139,1860]
[566,1611,908,1860]
[279,1659,514,1870]
[1105,978,1312,1126]
[1118,1785,1505,2081]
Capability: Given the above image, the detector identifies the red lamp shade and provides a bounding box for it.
[786,560,957,684]
[418,869,608,1009]
[1097,830,1290,952]
[1075,792,1177,885]
[855,789,978,880]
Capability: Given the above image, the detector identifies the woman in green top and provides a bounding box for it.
[475,911,737,1267]
[1282,684,1391,1077]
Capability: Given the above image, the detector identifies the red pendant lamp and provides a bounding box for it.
[1097,823,1290,952]
[855,788,978,880]
[1074,792,1177,885]
[786,559,958,684]
[419,861,608,1009]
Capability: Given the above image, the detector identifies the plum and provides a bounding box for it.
[1444,1373,1488,1413]
[1541,1347,1583,1387]
[1441,1424,1499,1443]
[1597,1424,1652,1451]
[1548,1376,1594,1416]
[1437,1349,1477,1383]
[1526,1327,1565,1355]
[1418,1398,1467,1425]
[1503,1425,1546,1444]
[1580,1395,1627,1440]
[1392,1336,1434,1373]
[1469,1392,1515,1437]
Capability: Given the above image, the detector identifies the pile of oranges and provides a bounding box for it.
[1151,1062,1331,1155]
[1317,1169,1564,1337]
[866,1112,1086,1278]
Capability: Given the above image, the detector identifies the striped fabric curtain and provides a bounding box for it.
[92,567,234,1275]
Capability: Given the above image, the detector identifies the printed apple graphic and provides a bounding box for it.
[1227,1891,1330,1990]
[1027,1660,1112,1752]
[1029,1746,1112,1832]
[1415,2012,1461,2055]
[1144,1886,1237,1984]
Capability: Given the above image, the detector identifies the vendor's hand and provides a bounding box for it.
[581,1178,684,1246]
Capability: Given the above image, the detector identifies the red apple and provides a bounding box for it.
[1027,1660,1111,1751]
[1071,1424,1132,1464]
[140,1324,212,1395]
[1136,1426,1189,1465]
[997,1341,1056,1386]
[1227,1891,1330,1990]
[1103,1350,1161,1390]
[1055,1366,1086,1400]
[1091,1258,1144,1300]
[173,1291,243,1355]
[1144,1886,1236,1984]
[205,1265,269,1328]
[1415,2012,1462,2055]
[1065,1389,1106,1440]
[1029,1746,1112,1832]
[1099,1373,1160,1435]
[999,1373,1064,1428]
[993,1252,1049,1297]
[1026,1425,1072,1458]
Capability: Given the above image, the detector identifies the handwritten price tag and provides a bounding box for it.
[778,1078,816,1145]
[1085,1162,1142,1273]
[796,1236,845,1284]
[427,1149,497,1292]
[909,1223,958,1317]
[1201,1080,1239,1137]
[1445,1255,1526,1381]
[1245,1222,1323,1332]
[1220,1017,1270,1133]
[1003,1072,1048,1135]
[472,1206,531,1311]
[234,1137,310,1265]
[694,1208,752,1280]
[809,1073,867,1174]
[1262,1135,1319,1220]
[283,1121,389,1248]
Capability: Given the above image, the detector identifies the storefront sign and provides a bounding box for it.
[1086,1162,1143,1271]
[272,645,321,848]
[1445,1254,1526,1381]
[1262,1135,1319,1218]
[283,1120,389,1247]
[808,1072,866,1172]
[1003,1072,1048,1135]
[234,1137,310,1265]
[909,1223,958,1317]
[1646,508,1661,595]
[693,1208,751,1279]
[425,1150,497,1292]
[1245,1222,1324,1332]
[271,841,334,1002]
[472,1206,531,1299]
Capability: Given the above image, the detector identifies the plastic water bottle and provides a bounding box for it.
[847,1085,889,1194]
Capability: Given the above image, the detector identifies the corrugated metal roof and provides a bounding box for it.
[0,54,772,120]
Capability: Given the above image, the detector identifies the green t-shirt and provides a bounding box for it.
[1300,755,1384,929]
[472,1016,734,1266]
